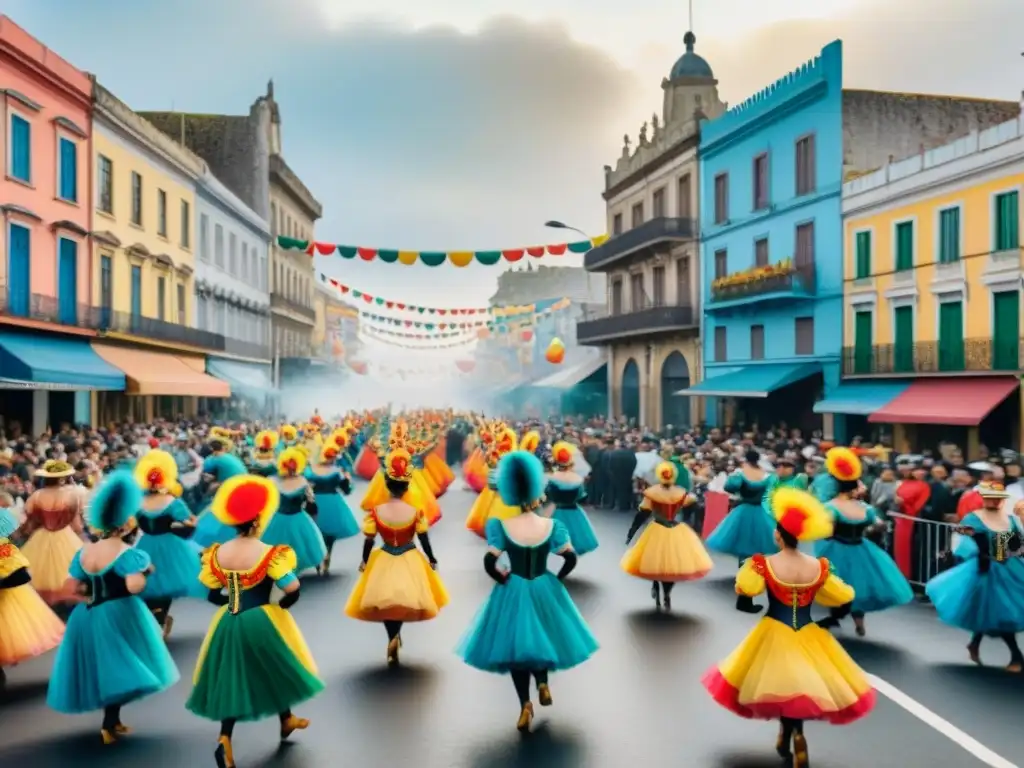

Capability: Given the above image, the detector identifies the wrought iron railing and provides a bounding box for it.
[584,217,697,271]
[270,292,316,320]
[577,300,698,344]
[842,338,1023,375]
[0,283,104,331]
[711,262,816,302]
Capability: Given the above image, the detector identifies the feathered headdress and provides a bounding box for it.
[384,448,414,481]
[655,461,678,485]
[770,487,833,542]
[134,449,182,496]
[211,474,279,528]
[520,430,541,455]
[319,441,340,465]
[280,424,298,443]
[87,470,142,534]
[496,450,545,509]
[495,427,518,455]
[825,447,862,482]
[277,446,307,477]
[255,429,279,455]
[388,420,409,452]
[331,428,350,450]
[551,441,574,468]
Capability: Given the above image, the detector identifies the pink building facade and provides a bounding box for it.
[0,15,92,325]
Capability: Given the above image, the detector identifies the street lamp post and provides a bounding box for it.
[544,220,590,239]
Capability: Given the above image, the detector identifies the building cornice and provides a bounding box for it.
[270,154,322,221]
[0,20,91,110]
[603,132,699,201]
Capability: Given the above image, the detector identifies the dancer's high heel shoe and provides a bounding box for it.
[651,582,661,610]
[387,636,401,666]
[776,723,792,759]
[516,702,534,731]
[792,733,809,767]
[214,735,235,768]
[100,729,117,745]
[538,683,553,706]
[280,714,309,740]
[967,642,982,666]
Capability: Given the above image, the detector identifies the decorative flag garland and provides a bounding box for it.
[290,235,610,268]
[360,325,476,344]
[320,274,539,317]
[346,359,474,377]
[357,298,572,335]
[359,330,477,350]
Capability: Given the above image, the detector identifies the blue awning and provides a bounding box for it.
[0,329,125,390]
[532,356,607,389]
[813,380,912,415]
[207,358,277,398]
[676,362,821,398]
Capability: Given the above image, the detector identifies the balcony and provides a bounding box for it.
[271,291,316,321]
[842,338,1024,377]
[223,336,272,360]
[0,283,104,331]
[584,217,696,272]
[708,261,816,311]
[576,302,698,345]
[99,310,227,349]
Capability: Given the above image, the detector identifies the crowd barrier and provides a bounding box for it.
[882,511,960,590]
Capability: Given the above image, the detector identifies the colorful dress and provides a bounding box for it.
[622,485,712,582]
[306,468,360,544]
[702,554,876,723]
[815,503,912,614]
[187,544,323,721]
[47,548,179,714]
[706,473,776,561]
[0,522,65,668]
[18,488,84,602]
[457,518,598,672]
[136,497,205,600]
[193,455,249,548]
[345,508,449,622]
[546,479,599,556]
[466,470,519,538]
[262,484,327,574]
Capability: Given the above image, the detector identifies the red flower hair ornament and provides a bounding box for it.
[551,441,574,468]
[385,448,414,481]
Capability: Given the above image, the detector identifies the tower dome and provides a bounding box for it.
[669,32,714,80]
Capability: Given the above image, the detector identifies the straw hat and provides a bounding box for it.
[977,482,1009,500]
[34,460,75,478]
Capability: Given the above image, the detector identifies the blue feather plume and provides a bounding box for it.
[495,450,545,508]
[87,469,143,532]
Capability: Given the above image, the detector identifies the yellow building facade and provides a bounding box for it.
[840,113,1024,452]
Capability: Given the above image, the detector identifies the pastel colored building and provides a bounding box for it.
[841,108,1024,452]
[688,39,1020,441]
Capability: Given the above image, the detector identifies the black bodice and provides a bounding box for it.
[278,491,306,516]
[308,473,341,494]
[765,591,814,629]
[546,484,581,509]
[506,541,552,580]
[831,519,868,545]
[86,571,133,608]
[229,578,274,614]
[137,514,175,535]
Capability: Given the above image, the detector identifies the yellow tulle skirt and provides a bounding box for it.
[419,462,442,496]
[465,487,494,537]
[345,548,449,622]
[21,527,83,601]
[0,583,65,666]
[703,618,876,724]
[410,470,442,525]
[423,453,454,492]
[621,522,713,582]
[361,470,442,526]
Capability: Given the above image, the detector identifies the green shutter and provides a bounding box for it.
[938,301,965,371]
[893,305,914,372]
[854,310,873,373]
[895,222,914,271]
[939,208,960,263]
[992,290,1020,370]
[996,191,1020,252]
[855,232,871,279]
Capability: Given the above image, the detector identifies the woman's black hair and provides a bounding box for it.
[209,439,225,452]
[836,478,860,494]
[385,476,410,498]
[776,523,799,549]
[234,520,257,536]
[744,449,760,466]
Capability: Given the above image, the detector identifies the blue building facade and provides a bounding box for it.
[691,40,845,434]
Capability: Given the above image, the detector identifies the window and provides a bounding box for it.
[714,173,728,224]
[181,200,191,248]
[855,231,871,279]
[853,311,873,373]
[754,237,769,267]
[795,317,814,355]
[894,305,914,373]
[98,155,113,213]
[677,174,691,218]
[995,191,1019,252]
[895,221,914,271]
[271,202,277,235]
[9,113,31,182]
[229,232,237,274]
[629,273,644,310]
[611,280,623,314]
[131,172,142,225]
[214,223,224,267]
[652,187,666,218]
[652,265,665,305]
[631,202,644,228]
[676,257,691,306]
[714,326,727,362]
[157,189,167,236]
[714,249,728,279]
[157,276,167,320]
[795,134,816,195]
[100,255,113,310]
[57,238,78,325]
[750,325,765,360]
[938,207,960,263]
[753,153,769,210]
[938,301,965,371]
[6,223,30,316]
[241,243,249,282]
[612,213,623,235]
[992,291,1019,370]
[260,255,267,290]
[58,137,78,202]
[130,265,142,317]
[199,214,209,261]
[175,283,183,324]
[796,222,814,271]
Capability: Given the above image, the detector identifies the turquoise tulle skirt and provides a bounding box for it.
[926,558,1024,634]
[550,506,599,556]
[705,502,777,561]
[457,572,598,672]
[136,534,206,600]
[262,512,327,573]
[192,505,236,549]
[47,596,179,713]
[815,539,913,613]
[314,492,361,541]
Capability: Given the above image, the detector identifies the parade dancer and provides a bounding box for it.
[465,426,519,538]
[192,445,250,548]
[926,482,1024,672]
[622,461,711,610]
[133,450,204,638]
[457,450,598,732]
[264,447,326,575]
[307,441,359,576]
[251,430,279,477]
[702,487,876,767]
[815,447,912,637]
[187,474,323,768]
[546,441,599,557]
[345,448,448,666]
[47,471,180,744]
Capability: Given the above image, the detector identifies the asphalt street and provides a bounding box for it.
[2,478,1022,768]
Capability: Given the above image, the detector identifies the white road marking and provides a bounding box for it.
[868,673,1018,768]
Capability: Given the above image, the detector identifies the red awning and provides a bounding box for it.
[869,376,1019,426]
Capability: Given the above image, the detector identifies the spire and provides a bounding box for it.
[267,79,274,99]
[684,31,696,52]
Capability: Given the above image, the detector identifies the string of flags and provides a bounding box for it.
[319,274,545,316]
[359,328,477,350]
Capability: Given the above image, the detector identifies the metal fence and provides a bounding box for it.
[880,512,960,590]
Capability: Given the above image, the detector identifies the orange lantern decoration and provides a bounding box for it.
[545,337,565,364]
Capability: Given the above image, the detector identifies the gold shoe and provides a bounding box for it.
[280,715,309,740]
[516,702,534,732]
[100,728,117,745]
[775,723,792,759]
[215,735,235,768]
[1007,660,1022,673]
[537,683,553,706]
[162,615,174,641]
[387,637,401,666]
[114,723,131,735]
[792,733,809,767]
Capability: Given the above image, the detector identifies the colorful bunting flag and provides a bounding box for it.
[319,274,541,316]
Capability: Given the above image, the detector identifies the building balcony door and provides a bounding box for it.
[58,238,78,325]
[621,358,640,424]
[660,351,690,430]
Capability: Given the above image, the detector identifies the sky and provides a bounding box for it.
[7,0,1024,320]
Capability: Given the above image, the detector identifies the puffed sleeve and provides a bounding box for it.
[953,512,981,559]
[864,504,879,524]
[814,561,856,607]
[266,544,299,589]
[735,557,766,597]
[576,484,588,504]
[198,545,223,590]
[550,518,572,553]
[68,549,87,581]
[362,511,378,537]
[723,473,743,494]
[168,498,191,522]
[484,517,505,551]
[414,508,430,535]
[113,548,152,576]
